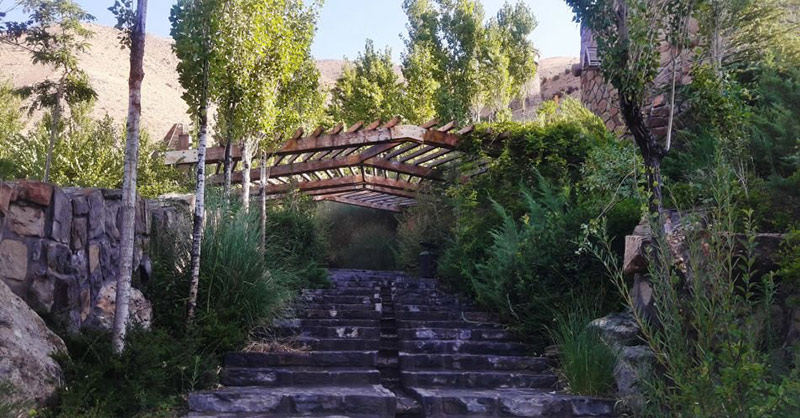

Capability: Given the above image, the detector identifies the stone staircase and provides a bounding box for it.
[187,270,615,417]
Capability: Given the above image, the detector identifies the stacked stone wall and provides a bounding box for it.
[0,181,154,332]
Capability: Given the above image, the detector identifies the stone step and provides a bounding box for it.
[401,370,558,390]
[299,295,378,305]
[221,366,381,387]
[276,318,379,328]
[401,340,531,356]
[276,325,381,339]
[296,303,378,311]
[297,337,381,351]
[396,320,506,329]
[298,309,382,320]
[393,297,472,306]
[188,385,396,416]
[398,328,515,341]
[395,304,485,313]
[302,289,379,296]
[406,387,615,417]
[400,353,551,372]
[225,351,378,368]
[394,311,493,321]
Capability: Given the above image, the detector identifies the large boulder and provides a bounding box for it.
[0,280,66,407]
[82,281,152,332]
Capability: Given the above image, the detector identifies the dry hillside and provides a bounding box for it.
[0,24,581,139]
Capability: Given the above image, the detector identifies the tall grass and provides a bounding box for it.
[548,306,617,397]
[585,159,800,417]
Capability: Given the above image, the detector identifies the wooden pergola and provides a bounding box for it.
[164,118,478,212]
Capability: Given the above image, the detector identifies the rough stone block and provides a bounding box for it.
[49,187,72,244]
[88,243,100,273]
[87,189,105,239]
[83,281,152,331]
[71,195,89,216]
[0,182,16,214]
[71,217,87,251]
[0,239,28,283]
[623,234,651,276]
[16,181,53,206]
[46,242,73,275]
[8,204,46,237]
[104,203,121,241]
[28,271,55,313]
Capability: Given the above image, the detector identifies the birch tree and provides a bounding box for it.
[170,0,216,322]
[110,0,147,354]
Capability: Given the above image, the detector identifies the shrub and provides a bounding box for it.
[587,161,800,418]
[52,329,215,418]
[548,305,616,397]
[0,102,190,198]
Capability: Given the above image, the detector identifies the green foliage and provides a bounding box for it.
[170,0,217,118]
[0,381,32,418]
[401,0,538,123]
[586,160,800,418]
[548,305,616,397]
[328,39,404,125]
[52,329,215,418]
[427,101,631,348]
[264,192,329,287]
[318,202,399,270]
[213,0,321,150]
[0,80,24,146]
[395,183,456,271]
[0,104,190,197]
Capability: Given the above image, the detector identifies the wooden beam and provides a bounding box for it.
[262,175,419,195]
[165,125,461,165]
[318,195,401,212]
[421,118,439,129]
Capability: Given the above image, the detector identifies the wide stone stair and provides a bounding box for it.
[187,270,615,417]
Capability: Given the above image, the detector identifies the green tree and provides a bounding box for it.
[401,0,537,123]
[328,39,403,124]
[9,0,96,183]
[564,0,693,215]
[170,0,217,322]
[214,0,321,206]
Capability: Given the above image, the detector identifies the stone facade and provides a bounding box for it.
[575,25,695,138]
[0,181,154,332]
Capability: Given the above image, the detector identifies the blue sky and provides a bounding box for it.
[6,0,579,59]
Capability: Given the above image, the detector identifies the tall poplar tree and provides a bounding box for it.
[110,0,147,354]
[170,0,217,322]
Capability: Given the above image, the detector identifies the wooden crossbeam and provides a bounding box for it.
[262,175,418,196]
[165,125,460,165]
[317,195,401,212]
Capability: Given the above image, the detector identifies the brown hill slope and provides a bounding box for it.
[0,24,580,138]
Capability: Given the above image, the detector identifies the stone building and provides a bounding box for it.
[573,24,695,138]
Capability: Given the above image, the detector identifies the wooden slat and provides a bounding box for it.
[329,123,344,135]
[437,121,456,132]
[421,118,439,129]
[412,148,451,165]
[262,175,419,195]
[310,126,325,137]
[457,125,475,135]
[346,121,364,133]
[292,127,305,140]
[365,119,382,131]
[382,116,402,129]
[318,195,400,212]
[399,145,435,163]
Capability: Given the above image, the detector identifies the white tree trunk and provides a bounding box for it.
[241,141,252,211]
[113,0,147,354]
[187,59,210,323]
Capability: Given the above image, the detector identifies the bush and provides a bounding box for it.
[0,101,190,198]
[52,329,215,418]
[549,305,616,397]
[587,161,800,417]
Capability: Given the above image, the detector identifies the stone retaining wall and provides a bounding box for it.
[0,181,162,332]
